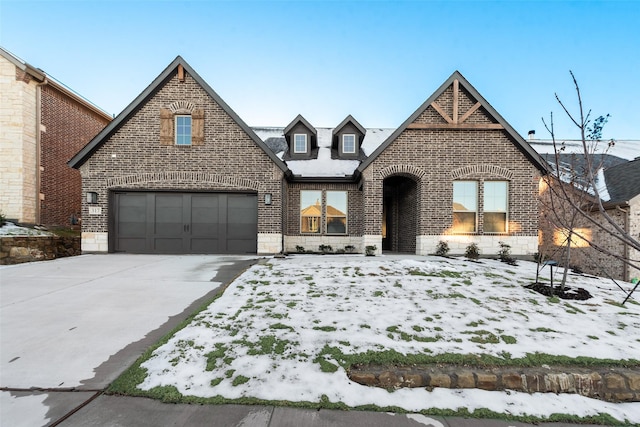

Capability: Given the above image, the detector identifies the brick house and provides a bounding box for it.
[0,47,112,227]
[69,56,548,256]
[539,154,640,281]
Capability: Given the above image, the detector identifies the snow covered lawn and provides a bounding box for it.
[137,255,640,423]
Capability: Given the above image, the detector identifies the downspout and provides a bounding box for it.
[35,77,48,225]
[616,204,630,282]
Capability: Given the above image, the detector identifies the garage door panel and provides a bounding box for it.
[190,238,219,253]
[154,195,185,236]
[114,192,257,254]
[154,238,184,253]
[117,238,147,252]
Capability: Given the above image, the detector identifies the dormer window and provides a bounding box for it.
[283,115,317,160]
[332,115,366,159]
[342,134,356,154]
[175,115,192,145]
[294,134,307,154]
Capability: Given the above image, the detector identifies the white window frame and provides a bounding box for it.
[175,115,192,146]
[293,134,307,154]
[452,181,478,233]
[483,181,509,233]
[342,134,356,154]
[326,191,348,235]
[300,190,322,234]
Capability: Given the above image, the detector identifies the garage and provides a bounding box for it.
[113,192,257,254]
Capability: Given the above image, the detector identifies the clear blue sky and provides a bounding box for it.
[1,0,638,140]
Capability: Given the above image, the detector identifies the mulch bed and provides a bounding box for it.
[524,282,593,300]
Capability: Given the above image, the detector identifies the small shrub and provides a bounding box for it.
[295,245,305,253]
[319,244,333,253]
[464,243,480,260]
[498,241,517,265]
[434,240,450,257]
[344,245,355,253]
[0,211,6,227]
[365,245,377,256]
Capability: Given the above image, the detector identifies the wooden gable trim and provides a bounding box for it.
[407,123,504,130]
[357,71,549,174]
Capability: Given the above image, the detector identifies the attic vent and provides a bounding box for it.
[169,101,195,114]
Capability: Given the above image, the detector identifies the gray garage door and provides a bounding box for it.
[113,192,257,254]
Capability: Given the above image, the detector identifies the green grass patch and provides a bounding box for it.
[232,375,250,386]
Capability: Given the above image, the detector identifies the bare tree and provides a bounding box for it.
[540,71,639,302]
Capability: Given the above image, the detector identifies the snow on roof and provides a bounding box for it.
[253,127,395,178]
[529,139,639,161]
[534,139,639,203]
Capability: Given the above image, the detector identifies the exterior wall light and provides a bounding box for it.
[264,193,272,205]
[86,192,98,204]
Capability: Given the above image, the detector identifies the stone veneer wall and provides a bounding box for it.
[78,70,284,253]
[0,236,80,264]
[0,56,38,224]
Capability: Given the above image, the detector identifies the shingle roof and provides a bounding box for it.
[253,127,395,178]
[604,158,640,203]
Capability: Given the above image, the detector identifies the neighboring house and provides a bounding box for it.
[68,56,548,256]
[0,47,111,227]
[538,151,640,281]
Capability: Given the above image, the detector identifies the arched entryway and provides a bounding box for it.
[382,175,418,253]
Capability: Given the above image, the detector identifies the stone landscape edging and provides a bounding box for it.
[348,364,640,402]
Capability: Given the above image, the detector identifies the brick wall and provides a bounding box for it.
[284,182,363,237]
[361,83,541,256]
[40,85,110,226]
[539,178,633,281]
[79,71,284,249]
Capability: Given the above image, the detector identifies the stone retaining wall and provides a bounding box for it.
[348,364,640,402]
[0,236,81,264]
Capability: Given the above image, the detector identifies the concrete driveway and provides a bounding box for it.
[0,254,257,427]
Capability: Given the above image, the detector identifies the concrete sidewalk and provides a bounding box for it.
[0,254,605,426]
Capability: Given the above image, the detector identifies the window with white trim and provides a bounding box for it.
[452,181,477,233]
[484,181,508,233]
[294,134,307,153]
[326,191,347,234]
[175,115,192,146]
[342,134,356,154]
[300,190,322,233]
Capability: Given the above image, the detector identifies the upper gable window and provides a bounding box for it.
[175,115,192,146]
[293,134,307,153]
[342,134,356,154]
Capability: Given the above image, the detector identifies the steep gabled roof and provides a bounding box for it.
[332,115,366,137]
[68,56,288,172]
[284,114,317,136]
[357,71,549,174]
